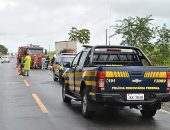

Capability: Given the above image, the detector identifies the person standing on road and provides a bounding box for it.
[33,55,38,69]
[41,56,46,71]
[23,53,31,76]
[46,55,50,69]
[19,56,24,75]
[51,54,56,65]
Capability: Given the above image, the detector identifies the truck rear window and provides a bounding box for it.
[92,48,141,66]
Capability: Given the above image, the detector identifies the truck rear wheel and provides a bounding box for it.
[140,107,157,118]
[59,71,63,84]
[81,89,95,118]
[62,81,71,103]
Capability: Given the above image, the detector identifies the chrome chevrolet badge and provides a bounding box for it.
[132,79,142,83]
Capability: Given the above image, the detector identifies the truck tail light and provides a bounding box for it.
[167,72,170,91]
[98,71,105,91]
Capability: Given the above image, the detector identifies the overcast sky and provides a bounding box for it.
[0,0,170,53]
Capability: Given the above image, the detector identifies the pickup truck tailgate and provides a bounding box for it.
[104,66,168,93]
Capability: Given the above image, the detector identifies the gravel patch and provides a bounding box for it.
[162,102,170,111]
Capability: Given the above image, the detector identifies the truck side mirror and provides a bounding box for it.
[63,62,71,68]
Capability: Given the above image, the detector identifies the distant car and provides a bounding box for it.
[1,56,10,63]
[53,53,75,84]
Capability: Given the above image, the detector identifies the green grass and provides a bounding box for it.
[46,51,56,59]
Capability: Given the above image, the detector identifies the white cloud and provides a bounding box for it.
[0,0,170,53]
[0,0,17,11]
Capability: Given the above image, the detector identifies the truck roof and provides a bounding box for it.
[82,45,152,66]
[20,46,43,49]
[83,45,140,50]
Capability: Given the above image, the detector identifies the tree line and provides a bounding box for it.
[68,15,170,67]
[0,45,8,55]
[112,15,170,67]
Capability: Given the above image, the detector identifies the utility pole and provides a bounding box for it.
[109,26,111,45]
[109,25,115,45]
[106,29,108,45]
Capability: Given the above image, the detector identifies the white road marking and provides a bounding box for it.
[24,79,29,87]
[32,93,48,113]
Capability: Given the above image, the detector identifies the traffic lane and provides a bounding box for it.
[27,70,170,130]
[0,61,58,130]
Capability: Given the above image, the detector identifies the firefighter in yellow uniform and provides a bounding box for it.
[24,53,31,76]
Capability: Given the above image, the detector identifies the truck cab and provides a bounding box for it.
[53,53,75,84]
[17,45,44,68]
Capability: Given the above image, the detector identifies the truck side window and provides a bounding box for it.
[141,59,150,66]
[55,58,59,64]
[72,52,81,67]
[78,51,89,67]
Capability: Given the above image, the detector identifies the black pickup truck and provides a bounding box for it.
[62,45,170,118]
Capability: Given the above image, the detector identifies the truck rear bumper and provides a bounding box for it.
[93,93,170,105]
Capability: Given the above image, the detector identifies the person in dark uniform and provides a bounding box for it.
[46,55,50,69]
[18,56,24,75]
[51,55,56,65]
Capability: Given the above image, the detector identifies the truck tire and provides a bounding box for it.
[62,81,71,103]
[81,89,95,118]
[53,72,58,82]
[59,72,62,84]
[140,107,157,118]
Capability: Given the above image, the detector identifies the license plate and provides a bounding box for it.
[127,93,144,100]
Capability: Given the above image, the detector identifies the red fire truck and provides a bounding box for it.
[17,44,45,68]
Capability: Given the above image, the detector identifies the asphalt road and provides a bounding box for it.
[1,58,170,130]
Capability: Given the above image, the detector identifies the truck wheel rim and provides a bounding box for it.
[83,93,87,113]
[62,85,65,99]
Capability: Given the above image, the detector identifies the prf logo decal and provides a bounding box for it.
[132,79,142,83]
